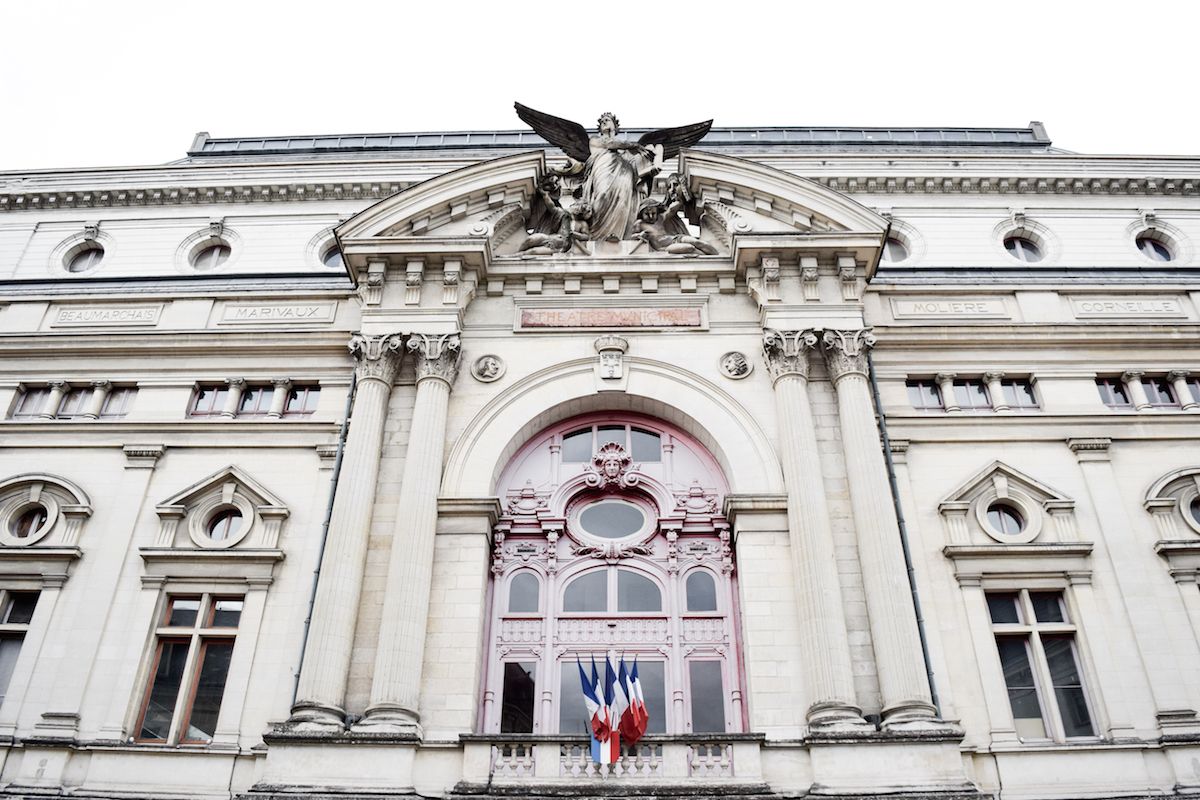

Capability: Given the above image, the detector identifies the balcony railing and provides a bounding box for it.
[460,734,764,784]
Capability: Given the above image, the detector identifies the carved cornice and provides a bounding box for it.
[762,328,819,383]
[349,333,404,385]
[821,328,876,383]
[408,332,462,385]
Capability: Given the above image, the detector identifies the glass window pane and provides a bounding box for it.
[1029,592,1065,623]
[561,429,592,462]
[907,381,941,409]
[3,592,38,624]
[617,570,662,612]
[508,573,540,613]
[140,640,190,740]
[637,661,667,734]
[101,387,135,417]
[579,501,645,539]
[954,380,990,409]
[688,661,726,733]
[239,387,272,414]
[630,428,661,462]
[0,637,22,704]
[1143,378,1175,406]
[597,425,625,448]
[1054,686,1094,737]
[14,389,50,416]
[987,592,1021,624]
[500,662,536,733]
[995,636,1045,737]
[559,661,590,735]
[1009,688,1048,738]
[166,597,200,627]
[1189,379,1200,405]
[57,389,90,417]
[1042,635,1083,686]
[563,571,606,612]
[209,599,243,628]
[182,641,234,741]
[1003,380,1037,408]
[686,572,718,612]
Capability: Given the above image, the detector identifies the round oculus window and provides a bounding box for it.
[67,245,105,273]
[322,247,344,269]
[1136,235,1172,262]
[207,508,243,542]
[882,237,909,263]
[1190,496,1200,526]
[1004,236,1042,263]
[986,503,1024,537]
[192,243,231,271]
[578,500,646,539]
[11,505,48,539]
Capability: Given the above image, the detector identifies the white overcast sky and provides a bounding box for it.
[2,0,1198,171]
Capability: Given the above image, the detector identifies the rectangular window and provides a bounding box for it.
[906,380,943,411]
[56,387,92,418]
[557,658,667,735]
[283,385,320,416]
[688,661,726,733]
[1189,377,1200,405]
[100,387,137,419]
[1141,377,1177,407]
[560,429,593,463]
[500,662,536,733]
[190,386,229,417]
[1095,377,1131,408]
[0,590,39,707]
[987,589,1095,741]
[1001,379,1040,410]
[953,379,992,411]
[11,388,50,419]
[237,386,274,416]
[136,593,242,743]
[630,428,661,462]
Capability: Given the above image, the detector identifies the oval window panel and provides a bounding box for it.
[579,500,645,539]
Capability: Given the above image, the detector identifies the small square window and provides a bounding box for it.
[1001,379,1039,410]
[56,387,92,418]
[1141,377,1177,408]
[953,379,992,411]
[283,386,320,416]
[1095,377,1131,408]
[906,380,943,411]
[238,386,274,416]
[11,388,50,419]
[190,386,229,417]
[100,387,136,419]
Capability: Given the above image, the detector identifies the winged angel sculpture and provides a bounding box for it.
[515,103,712,243]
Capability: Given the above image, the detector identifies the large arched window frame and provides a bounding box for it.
[481,413,743,738]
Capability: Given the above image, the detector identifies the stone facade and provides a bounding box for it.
[0,122,1199,800]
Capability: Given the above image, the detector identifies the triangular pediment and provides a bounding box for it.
[157,465,284,510]
[941,461,1072,507]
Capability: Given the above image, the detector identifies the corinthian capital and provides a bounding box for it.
[408,332,462,385]
[762,328,819,382]
[821,328,876,383]
[349,333,404,385]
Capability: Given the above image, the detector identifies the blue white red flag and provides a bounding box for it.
[578,655,621,764]
[577,657,607,742]
[621,657,649,745]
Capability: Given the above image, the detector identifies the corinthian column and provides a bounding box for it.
[762,329,868,730]
[358,333,462,733]
[822,328,940,728]
[290,333,403,730]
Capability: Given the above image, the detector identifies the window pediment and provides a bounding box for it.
[0,474,92,578]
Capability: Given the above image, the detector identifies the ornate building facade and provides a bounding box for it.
[1,116,1199,800]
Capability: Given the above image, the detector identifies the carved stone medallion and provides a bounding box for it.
[471,354,505,383]
[719,351,752,379]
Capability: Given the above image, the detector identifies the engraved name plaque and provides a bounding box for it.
[519,307,703,329]
[1070,297,1187,319]
[219,302,338,324]
[51,305,163,327]
[891,298,1009,319]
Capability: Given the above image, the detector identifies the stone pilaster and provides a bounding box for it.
[1169,370,1199,411]
[289,333,403,730]
[822,328,940,728]
[221,377,246,417]
[268,378,292,418]
[762,329,867,729]
[1123,370,1150,410]
[83,380,111,419]
[935,373,960,413]
[358,333,462,733]
[983,371,1010,413]
[40,380,68,419]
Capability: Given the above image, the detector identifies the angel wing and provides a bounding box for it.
[638,119,713,160]
[514,102,591,163]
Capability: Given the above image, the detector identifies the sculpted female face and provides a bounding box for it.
[597,113,619,137]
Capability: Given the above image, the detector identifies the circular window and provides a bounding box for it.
[10,505,48,540]
[322,247,344,269]
[882,237,909,263]
[192,243,231,271]
[1136,235,1173,262]
[1004,236,1042,263]
[207,508,243,542]
[578,500,646,539]
[1189,496,1200,527]
[986,503,1025,537]
[67,245,105,273]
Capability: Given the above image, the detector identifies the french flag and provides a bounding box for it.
[619,657,649,745]
[578,656,620,763]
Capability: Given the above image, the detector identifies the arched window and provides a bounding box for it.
[508,572,540,613]
[685,570,718,612]
[483,412,742,736]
